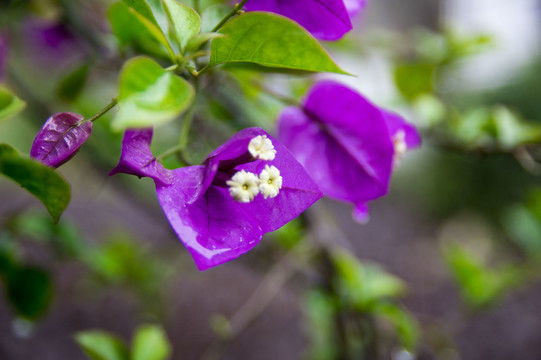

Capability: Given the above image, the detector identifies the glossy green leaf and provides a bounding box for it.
[57,64,90,102]
[209,12,347,74]
[0,86,26,122]
[75,331,129,360]
[0,144,70,223]
[113,57,195,130]
[132,325,171,360]
[120,0,175,60]
[109,2,169,59]
[162,0,200,51]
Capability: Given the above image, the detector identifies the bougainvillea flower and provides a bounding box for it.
[110,127,322,270]
[30,112,93,168]
[245,0,366,40]
[278,80,420,222]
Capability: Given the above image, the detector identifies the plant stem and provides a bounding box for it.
[178,79,199,150]
[211,0,248,32]
[86,98,118,123]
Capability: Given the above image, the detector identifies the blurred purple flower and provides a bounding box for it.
[30,112,93,168]
[110,128,322,270]
[23,19,85,67]
[245,0,366,40]
[278,80,420,222]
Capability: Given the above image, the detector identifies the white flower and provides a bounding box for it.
[258,165,283,199]
[226,170,260,203]
[248,135,276,160]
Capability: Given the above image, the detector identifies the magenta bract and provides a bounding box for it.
[110,128,322,270]
[278,80,420,222]
[245,0,365,40]
[30,112,93,168]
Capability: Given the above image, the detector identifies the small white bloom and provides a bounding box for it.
[258,165,283,199]
[392,130,407,168]
[226,170,260,203]
[248,135,276,160]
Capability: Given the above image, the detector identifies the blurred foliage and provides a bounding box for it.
[75,324,171,360]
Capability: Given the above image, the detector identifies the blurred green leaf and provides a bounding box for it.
[304,290,338,360]
[444,243,522,308]
[57,64,90,102]
[0,86,26,122]
[374,303,419,351]
[120,0,175,60]
[209,12,347,74]
[413,94,446,126]
[113,56,194,131]
[0,144,71,223]
[332,249,405,311]
[132,324,171,360]
[394,62,435,100]
[75,331,129,360]
[162,0,200,51]
[7,267,53,320]
[270,218,304,249]
[503,205,541,258]
[185,32,225,52]
[109,2,169,59]
[491,106,541,150]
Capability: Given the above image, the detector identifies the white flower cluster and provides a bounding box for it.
[392,130,407,169]
[226,136,283,203]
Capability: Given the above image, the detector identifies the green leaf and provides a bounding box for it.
[75,331,129,360]
[120,0,175,60]
[332,249,405,310]
[7,267,53,320]
[186,32,225,52]
[132,325,171,360]
[113,56,195,131]
[108,2,169,59]
[209,12,347,74]
[394,62,435,100]
[57,64,90,102]
[0,144,70,223]
[374,303,419,351]
[162,0,200,51]
[0,86,26,122]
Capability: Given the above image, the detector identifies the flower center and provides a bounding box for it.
[248,135,276,160]
[226,170,260,203]
[258,165,283,199]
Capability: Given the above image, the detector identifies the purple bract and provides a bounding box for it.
[278,80,420,222]
[30,112,93,168]
[245,0,366,40]
[110,127,323,270]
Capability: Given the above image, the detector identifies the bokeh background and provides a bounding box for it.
[1,0,541,359]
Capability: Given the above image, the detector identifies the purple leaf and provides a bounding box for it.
[30,112,92,168]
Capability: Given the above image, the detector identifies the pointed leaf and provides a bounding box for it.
[0,86,26,122]
[209,12,347,74]
[0,144,71,223]
[113,56,195,131]
[75,331,129,360]
[30,112,92,168]
[162,0,201,51]
[132,325,171,360]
